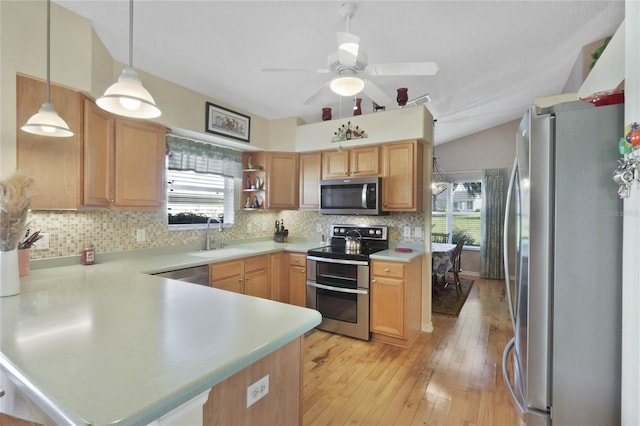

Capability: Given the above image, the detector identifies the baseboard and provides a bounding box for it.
[421,322,434,333]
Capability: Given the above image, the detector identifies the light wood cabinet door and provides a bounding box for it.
[382,140,424,212]
[267,152,298,210]
[16,74,83,210]
[288,253,307,307]
[244,256,270,299]
[210,260,244,293]
[371,260,407,338]
[298,152,321,210]
[350,146,380,177]
[322,150,349,178]
[83,99,114,208]
[112,119,166,209]
[270,253,287,302]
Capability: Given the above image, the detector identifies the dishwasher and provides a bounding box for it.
[153,265,209,286]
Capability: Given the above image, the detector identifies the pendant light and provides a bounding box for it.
[96,0,161,119]
[21,0,74,138]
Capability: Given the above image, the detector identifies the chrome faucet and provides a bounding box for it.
[205,216,214,250]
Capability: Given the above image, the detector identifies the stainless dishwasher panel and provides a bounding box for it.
[154,265,209,286]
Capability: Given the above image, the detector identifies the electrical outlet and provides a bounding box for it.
[35,233,50,250]
[316,223,323,233]
[246,374,269,408]
[247,223,253,234]
[136,228,146,242]
[403,226,411,238]
[414,227,422,238]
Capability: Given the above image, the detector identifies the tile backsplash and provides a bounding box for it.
[26,209,427,260]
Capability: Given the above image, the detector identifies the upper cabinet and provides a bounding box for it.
[321,146,379,179]
[267,152,298,210]
[298,152,321,210]
[16,74,84,210]
[17,75,167,211]
[381,140,424,212]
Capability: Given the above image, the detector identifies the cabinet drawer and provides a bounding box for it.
[210,260,243,280]
[289,252,306,266]
[371,261,405,279]
[245,255,268,272]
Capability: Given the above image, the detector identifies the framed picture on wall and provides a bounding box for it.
[205,102,250,142]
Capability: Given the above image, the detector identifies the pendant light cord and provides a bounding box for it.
[46,0,51,103]
[128,0,134,68]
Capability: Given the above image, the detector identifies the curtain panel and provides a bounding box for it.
[480,168,506,279]
[166,134,242,178]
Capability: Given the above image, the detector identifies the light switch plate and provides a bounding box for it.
[414,227,422,238]
[403,226,411,238]
[136,228,146,243]
[35,233,50,250]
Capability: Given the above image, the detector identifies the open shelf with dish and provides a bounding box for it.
[242,152,267,210]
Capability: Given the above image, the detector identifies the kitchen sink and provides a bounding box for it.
[187,247,255,259]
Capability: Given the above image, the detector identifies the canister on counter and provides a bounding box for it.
[81,244,95,265]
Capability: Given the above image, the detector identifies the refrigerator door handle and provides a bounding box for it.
[502,336,526,414]
[503,157,518,332]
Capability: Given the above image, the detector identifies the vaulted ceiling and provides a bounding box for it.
[54,1,624,144]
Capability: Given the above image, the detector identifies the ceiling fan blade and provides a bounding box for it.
[262,67,330,74]
[362,80,393,106]
[303,81,331,105]
[337,32,360,66]
[364,62,439,76]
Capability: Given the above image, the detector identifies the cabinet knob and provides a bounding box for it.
[371,279,377,283]
[245,276,250,280]
[293,258,299,263]
[384,268,390,272]
[238,278,243,283]
[301,269,305,273]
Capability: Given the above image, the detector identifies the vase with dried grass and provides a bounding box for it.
[0,171,34,297]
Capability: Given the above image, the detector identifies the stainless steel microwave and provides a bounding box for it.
[319,177,387,215]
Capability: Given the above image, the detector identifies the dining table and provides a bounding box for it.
[431,242,457,279]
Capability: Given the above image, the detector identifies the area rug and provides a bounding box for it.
[432,277,474,317]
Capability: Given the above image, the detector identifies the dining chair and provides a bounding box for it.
[431,232,449,243]
[444,237,467,297]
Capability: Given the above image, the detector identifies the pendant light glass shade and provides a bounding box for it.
[96,0,161,119]
[21,0,73,138]
[21,102,74,137]
[96,67,161,118]
[330,76,365,97]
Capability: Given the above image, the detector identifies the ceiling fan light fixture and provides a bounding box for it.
[96,67,161,118]
[330,76,365,97]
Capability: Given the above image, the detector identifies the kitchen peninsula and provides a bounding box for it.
[0,242,322,425]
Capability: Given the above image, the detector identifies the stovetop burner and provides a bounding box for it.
[307,224,389,261]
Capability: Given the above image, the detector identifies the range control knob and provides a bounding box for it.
[369,229,375,235]
[340,228,345,233]
[376,230,382,235]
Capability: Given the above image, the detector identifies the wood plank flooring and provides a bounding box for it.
[302,276,524,426]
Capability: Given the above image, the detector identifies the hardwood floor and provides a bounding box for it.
[302,276,523,426]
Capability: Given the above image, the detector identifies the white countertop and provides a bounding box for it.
[0,239,323,425]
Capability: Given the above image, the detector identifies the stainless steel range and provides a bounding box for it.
[306,224,389,341]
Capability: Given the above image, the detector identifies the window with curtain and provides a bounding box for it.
[166,135,242,228]
[432,180,482,247]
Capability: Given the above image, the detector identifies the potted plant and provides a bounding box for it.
[0,171,35,296]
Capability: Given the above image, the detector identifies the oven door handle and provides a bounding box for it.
[306,256,369,266]
[306,281,369,295]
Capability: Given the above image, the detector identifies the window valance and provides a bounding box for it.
[166,134,242,178]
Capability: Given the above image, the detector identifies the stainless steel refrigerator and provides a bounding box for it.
[502,100,623,426]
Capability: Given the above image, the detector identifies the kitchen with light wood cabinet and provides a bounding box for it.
[381,139,424,212]
[288,252,307,307]
[16,74,84,210]
[266,152,298,210]
[209,255,271,299]
[17,74,167,211]
[298,152,321,210]
[370,256,422,347]
[321,145,379,179]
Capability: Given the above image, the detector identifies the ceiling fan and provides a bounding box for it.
[262,3,438,107]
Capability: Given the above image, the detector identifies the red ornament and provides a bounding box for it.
[629,129,640,146]
[322,107,332,121]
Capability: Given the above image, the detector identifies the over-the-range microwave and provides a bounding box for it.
[319,177,388,216]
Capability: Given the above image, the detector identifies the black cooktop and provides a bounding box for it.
[307,224,389,261]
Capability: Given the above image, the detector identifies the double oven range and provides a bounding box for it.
[306,224,388,341]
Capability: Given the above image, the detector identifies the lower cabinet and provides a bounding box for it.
[370,256,422,347]
[288,252,307,307]
[209,255,270,299]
